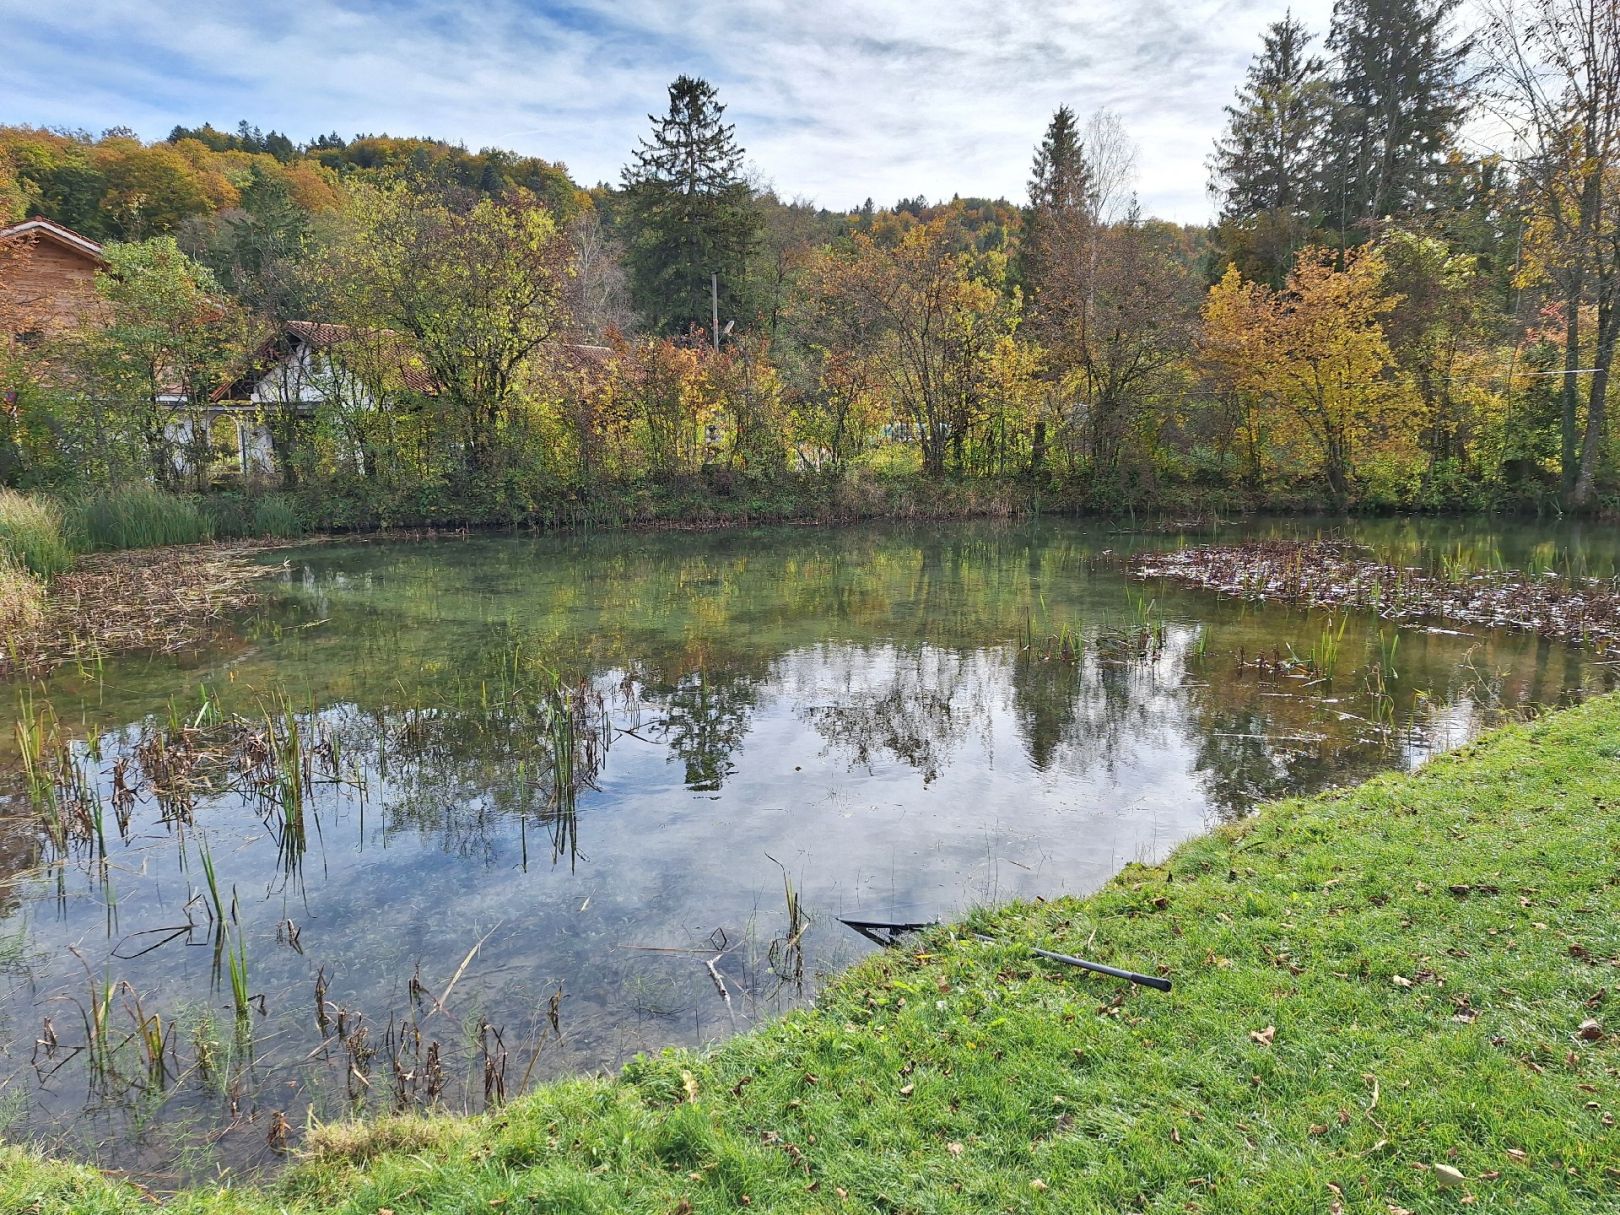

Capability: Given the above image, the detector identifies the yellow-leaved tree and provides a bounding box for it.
[1202,246,1417,506]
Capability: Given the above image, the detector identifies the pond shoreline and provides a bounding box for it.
[8,506,1616,679]
[7,692,1619,1212]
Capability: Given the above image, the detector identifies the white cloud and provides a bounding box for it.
[2,0,1351,221]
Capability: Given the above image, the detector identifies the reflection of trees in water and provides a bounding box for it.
[790,639,1188,790]
[797,647,982,786]
[1188,706,1356,820]
[316,658,612,863]
[1009,655,1083,771]
[643,666,759,792]
[20,523,1614,880]
[1020,644,1186,781]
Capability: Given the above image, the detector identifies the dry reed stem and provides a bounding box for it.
[1133,540,1620,652]
[1,540,300,679]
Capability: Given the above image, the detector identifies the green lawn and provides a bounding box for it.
[7,695,1620,1213]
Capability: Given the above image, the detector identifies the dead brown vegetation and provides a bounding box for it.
[1,540,293,677]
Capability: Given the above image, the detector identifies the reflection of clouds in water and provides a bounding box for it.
[2,519,1616,1181]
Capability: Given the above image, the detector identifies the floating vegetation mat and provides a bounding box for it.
[1,541,292,678]
[1132,540,1620,653]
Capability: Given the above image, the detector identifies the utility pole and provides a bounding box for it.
[711,272,720,353]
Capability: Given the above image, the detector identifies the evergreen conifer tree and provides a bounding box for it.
[1209,14,1330,220]
[1323,0,1470,228]
[622,75,760,336]
[1023,105,1092,329]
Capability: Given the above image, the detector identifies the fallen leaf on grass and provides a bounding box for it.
[1392,975,1413,988]
[1577,1019,1604,1041]
[1029,1179,1049,1192]
[946,1142,963,1156]
[1250,1025,1276,1046]
[899,1083,914,1096]
[1434,1164,1465,1188]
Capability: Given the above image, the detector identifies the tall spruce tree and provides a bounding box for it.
[1023,105,1092,341]
[1022,106,1094,473]
[1028,106,1090,216]
[1209,14,1330,220]
[1323,0,1470,229]
[622,75,760,336]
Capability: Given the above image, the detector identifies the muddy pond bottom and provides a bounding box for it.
[1,517,1614,1183]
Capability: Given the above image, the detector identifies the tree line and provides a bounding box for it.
[1,0,1617,523]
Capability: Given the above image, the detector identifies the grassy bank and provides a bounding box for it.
[6,695,1619,1212]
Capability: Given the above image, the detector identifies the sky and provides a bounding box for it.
[0,0,1351,223]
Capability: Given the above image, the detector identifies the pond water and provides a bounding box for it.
[1,516,1616,1183]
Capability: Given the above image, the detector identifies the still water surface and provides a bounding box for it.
[1,516,1615,1181]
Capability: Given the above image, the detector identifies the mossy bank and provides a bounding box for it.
[7,695,1620,1213]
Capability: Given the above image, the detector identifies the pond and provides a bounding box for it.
[1,515,1616,1183]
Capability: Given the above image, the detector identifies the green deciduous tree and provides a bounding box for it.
[319,186,571,474]
[72,237,245,485]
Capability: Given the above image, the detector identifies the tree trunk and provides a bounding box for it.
[1572,290,1617,508]
[1561,289,1583,497]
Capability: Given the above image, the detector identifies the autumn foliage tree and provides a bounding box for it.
[1203,246,1416,504]
[1487,0,1620,506]
[819,218,1022,477]
[318,186,571,474]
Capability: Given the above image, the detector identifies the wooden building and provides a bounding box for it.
[0,217,106,339]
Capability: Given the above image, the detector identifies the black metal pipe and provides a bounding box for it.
[974,934,1172,992]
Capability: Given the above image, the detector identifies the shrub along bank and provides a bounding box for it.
[5,693,1619,1212]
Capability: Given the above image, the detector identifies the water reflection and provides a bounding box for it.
[0,517,1615,1182]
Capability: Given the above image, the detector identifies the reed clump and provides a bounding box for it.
[0,540,286,678]
[0,488,73,576]
[0,556,45,639]
[70,484,214,551]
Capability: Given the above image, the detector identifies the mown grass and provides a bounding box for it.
[5,696,1620,1213]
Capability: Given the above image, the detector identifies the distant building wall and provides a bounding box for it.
[0,220,106,338]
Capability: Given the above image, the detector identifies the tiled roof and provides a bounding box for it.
[284,320,440,394]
